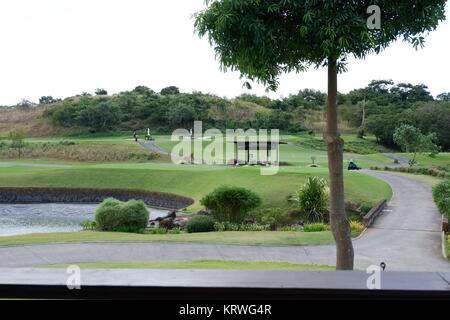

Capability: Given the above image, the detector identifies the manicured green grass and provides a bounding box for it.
[0,164,392,210]
[0,230,335,246]
[36,259,334,270]
[282,133,395,154]
[398,153,450,169]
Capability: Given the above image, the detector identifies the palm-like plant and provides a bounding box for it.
[291,177,329,223]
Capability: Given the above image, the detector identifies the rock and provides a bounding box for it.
[173,217,188,229]
[156,211,176,222]
[197,209,212,216]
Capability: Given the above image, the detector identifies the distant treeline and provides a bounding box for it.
[4,82,450,151]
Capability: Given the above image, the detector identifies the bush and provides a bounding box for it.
[186,215,215,233]
[95,198,149,233]
[291,177,329,222]
[213,221,269,232]
[200,185,262,223]
[148,227,167,234]
[280,226,297,232]
[350,221,365,235]
[303,223,330,232]
[433,180,450,217]
[259,208,294,230]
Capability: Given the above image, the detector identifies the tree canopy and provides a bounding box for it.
[195,0,446,90]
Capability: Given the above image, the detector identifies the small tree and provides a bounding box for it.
[39,96,57,105]
[160,86,180,95]
[95,88,108,96]
[8,131,25,158]
[200,185,262,223]
[393,124,439,166]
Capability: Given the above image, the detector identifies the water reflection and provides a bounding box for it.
[0,203,169,236]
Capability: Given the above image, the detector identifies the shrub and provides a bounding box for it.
[148,227,167,234]
[291,177,329,222]
[159,219,174,230]
[95,198,149,233]
[80,220,97,230]
[169,227,181,234]
[303,223,330,232]
[433,180,450,217]
[213,221,269,232]
[186,215,215,233]
[350,221,365,235]
[259,208,294,230]
[200,185,262,223]
[280,226,297,232]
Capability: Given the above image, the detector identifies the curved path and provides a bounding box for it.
[1,170,448,271]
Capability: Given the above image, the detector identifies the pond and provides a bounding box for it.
[0,203,170,237]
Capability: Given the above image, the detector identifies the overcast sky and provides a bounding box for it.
[0,0,449,105]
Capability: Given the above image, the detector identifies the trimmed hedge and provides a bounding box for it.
[0,187,194,209]
[370,166,449,179]
[95,198,149,233]
[185,215,215,233]
[433,180,450,217]
[200,185,262,223]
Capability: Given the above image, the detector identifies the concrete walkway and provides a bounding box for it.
[0,162,74,168]
[0,170,448,271]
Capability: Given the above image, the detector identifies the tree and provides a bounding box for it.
[160,86,180,95]
[200,185,262,223]
[195,0,446,270]
[437,92,450,102]
[39,96,58,105]
[393,124,439,166]
[95,88,108,96]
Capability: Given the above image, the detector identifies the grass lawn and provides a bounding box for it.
[398,153,450,169]
[0,230,337,246]
[282,133,396,154]
[0,164,392,211]
[36,259,334,270]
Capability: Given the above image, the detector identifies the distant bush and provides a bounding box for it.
[371,166,448,179]
[186,215,215,233]
[200,185,262,223]
[433,180,450,217]
[303,223,330,232]
[95,198,149,233]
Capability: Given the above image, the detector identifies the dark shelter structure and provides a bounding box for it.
[232,141,286,164]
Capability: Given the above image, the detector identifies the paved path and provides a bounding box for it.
[285,142,404,168]
[0,170,448,271]
[0,162,73,168]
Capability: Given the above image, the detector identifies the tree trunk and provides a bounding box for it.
[325,59,354,270]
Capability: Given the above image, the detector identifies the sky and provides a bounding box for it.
[0,0,449,105]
